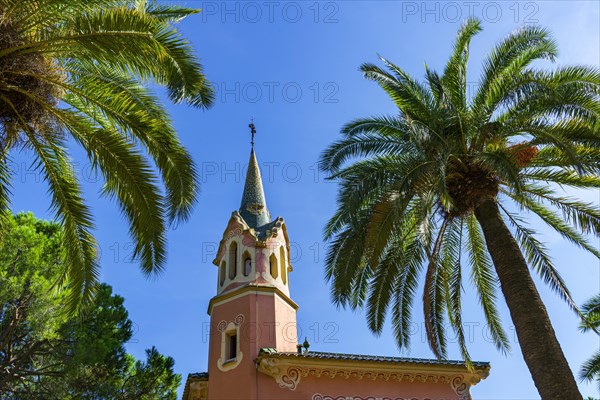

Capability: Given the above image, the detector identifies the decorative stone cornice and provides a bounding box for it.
[257,354,489,400]
[207,284,299,315]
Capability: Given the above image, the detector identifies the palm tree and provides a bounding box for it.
[320,18,599,399]
[580,294,600,390]
[0,0,213,309]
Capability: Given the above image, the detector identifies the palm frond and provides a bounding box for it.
[442,218,473,365]
[139,0,199,22]
[520,182,600,236]
[364,195,400,261]
[507,191,600,258]
[579,350,600,384]
[579,294,600,332]
[5,7,214,108]
[29,136,98,310]
[499,67,600,127]
[522,169,600,189]
[360,62,434,123]
[441,18,481,112]
[319,127,412,173]
[324,222,371,308]
[500,205,579,314]
[0,91,98,310]
[62,64,199,223]
[328,155,431,226]
[465,214,509,353]
[68,115,168,276]
[391,226,426,349]
[423,215,451,359]
[366,237,402,335]
[582,294,600,320]
[0,157,13,236]
[532,145,600,173]
[424,66,444,105]
[472,24,557,125]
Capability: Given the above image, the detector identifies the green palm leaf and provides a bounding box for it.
[0,0,213,310]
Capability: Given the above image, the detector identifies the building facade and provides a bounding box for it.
[183,147,490,400]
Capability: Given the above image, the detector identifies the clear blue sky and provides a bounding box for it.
[9,1,600,398]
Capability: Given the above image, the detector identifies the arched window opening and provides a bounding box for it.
[228,241,238,280]
[269,253,278,279]
[219,261,226,286]
[243,252,252,276]
[280,247,287,284]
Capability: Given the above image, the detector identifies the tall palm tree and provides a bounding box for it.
[0,0,213,309]
[320,19,599,399]
[580,294,600,390]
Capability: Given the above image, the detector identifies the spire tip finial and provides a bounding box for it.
[248,118,256,148]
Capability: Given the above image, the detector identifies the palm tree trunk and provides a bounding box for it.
[474,199,582,400]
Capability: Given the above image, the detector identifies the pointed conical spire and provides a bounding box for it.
[239,147,270,229]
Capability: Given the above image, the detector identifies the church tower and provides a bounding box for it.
[206,135,298,399]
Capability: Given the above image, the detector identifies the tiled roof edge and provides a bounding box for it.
[258,349,489,369]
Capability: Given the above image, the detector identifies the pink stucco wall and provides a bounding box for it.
[207,291,298,400]
[206,290,467,400]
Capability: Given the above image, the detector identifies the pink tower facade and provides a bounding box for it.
[183,146,490,400]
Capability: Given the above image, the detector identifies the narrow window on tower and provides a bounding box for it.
[269,253,278,279]
[243,252,251,276]
[280,246,287,284]
[228,241,238,280]
[219,261,226,286]
[217,322,243,371]
[226,332,237,361]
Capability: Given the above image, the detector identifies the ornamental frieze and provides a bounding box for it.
[313,396,430,400]
[257,358,474,400]
[311,391,470,400]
